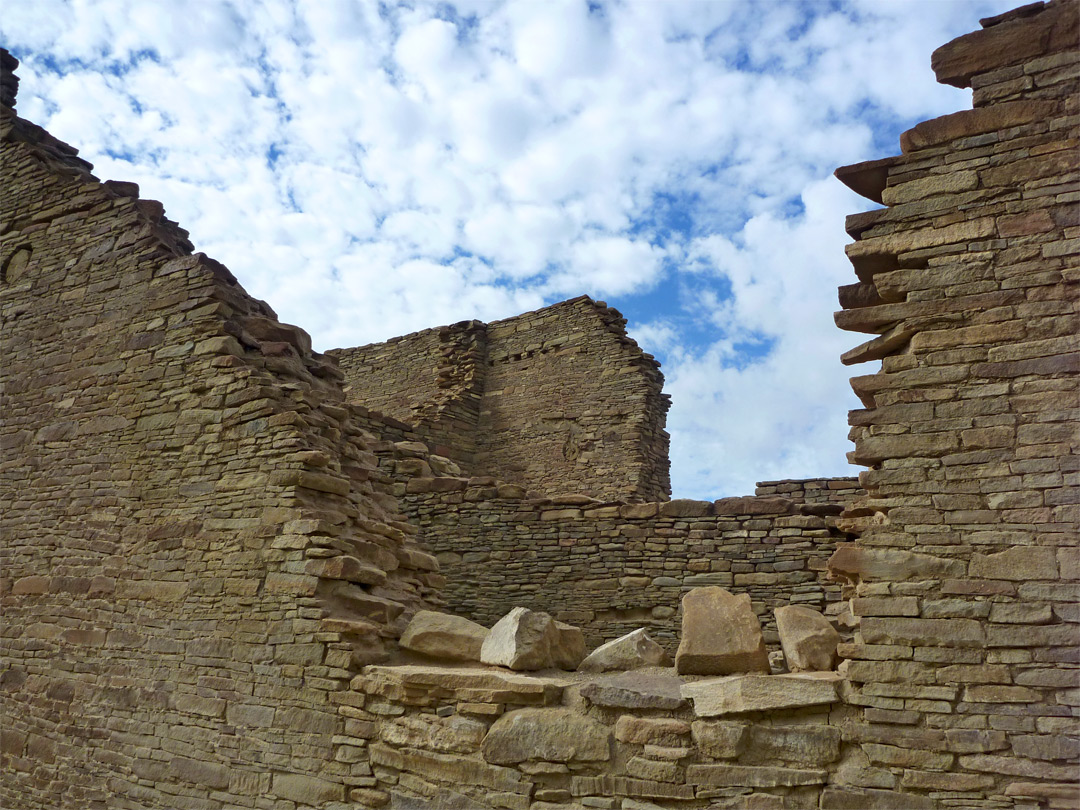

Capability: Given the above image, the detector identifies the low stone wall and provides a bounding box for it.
[755,478,863,506]
[338,663,932,810]
[378,469,853,651]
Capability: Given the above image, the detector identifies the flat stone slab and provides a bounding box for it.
[682,672,841,717]
[356,665,568,706]
[579,669,687,711]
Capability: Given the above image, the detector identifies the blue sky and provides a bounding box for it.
[2,0,1018,498]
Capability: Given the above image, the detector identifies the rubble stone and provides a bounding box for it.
[399,611,489,662]
[675,587,770,675]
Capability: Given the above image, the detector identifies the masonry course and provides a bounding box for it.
[1,2,1078,808]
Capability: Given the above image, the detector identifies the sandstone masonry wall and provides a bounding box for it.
[0,50,439,809]
[405,485,848,652]
[2,2,1077,808]
[330,320,487,467]
[832,1,1079,806]
[755,478,863,506]
[332,296,672,502]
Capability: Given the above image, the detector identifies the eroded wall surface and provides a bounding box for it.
[371,439,857,651]
[331,297,672,502]
[0,50,439,809]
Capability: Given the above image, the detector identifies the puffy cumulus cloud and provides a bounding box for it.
[0,0,1018,497]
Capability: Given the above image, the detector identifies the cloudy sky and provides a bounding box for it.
[3,0,1016,498]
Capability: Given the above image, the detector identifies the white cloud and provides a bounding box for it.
[0,0,1019,497]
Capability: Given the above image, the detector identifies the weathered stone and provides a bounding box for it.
[399,611,488,662]
[481,708,611,764]
[271,773,345,804]
[380,714,487,754]
[861,617,985,648]
[969,546,1058,581]
[569,775,694,800]
[686,763,827,787]
[827,545,963,583]
[578,628,671,673]
[820,786,935,809]
[170,757,230,790]
[550,621,586,670]
[357,665,566,707]
[675,587,769,675]
[625,756,679,782]
[480,607,559,671]
[371,743,529,794]
[743,725,842,765]
[690,720,747,759]
[614,716,689,746]
[775,605,839,672]
[580,671,688,711]
[682,672,841,716]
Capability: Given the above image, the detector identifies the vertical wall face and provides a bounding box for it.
[476,298,671,501]
[835,0,1078,803]
[0,55,438,809]
[329,319,488,466]
[333,297,672,502]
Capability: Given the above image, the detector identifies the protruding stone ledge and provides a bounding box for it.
[834,155,903,204]
[681,672,841,717]
[931,0,1075,88]
[355,664,569,707]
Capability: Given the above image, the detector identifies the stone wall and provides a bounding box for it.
[330,320,487,467]
[2,2,1078,808]
[0,50,439,809]
[832,0,1079,806]
[336,664,862,810]
[331,296,672,502]
[755,478,863,507]
[369,443,853,651]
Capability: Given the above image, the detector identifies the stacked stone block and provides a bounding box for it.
[833,1,1079,806]
[365,438,852,652]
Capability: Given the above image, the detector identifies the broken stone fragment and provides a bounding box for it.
[399,611,488,662]
[675,587,769,675]
[775,605,840,672]
[480,607,559,671]
[577,628,672,673]
[550,621,586,670]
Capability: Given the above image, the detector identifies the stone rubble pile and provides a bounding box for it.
[398,587,841,681]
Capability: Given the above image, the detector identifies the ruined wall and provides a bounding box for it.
[330,319,487,467]
[475,297,671,501]
[332,296,672,502]
[755,477,863,507]
[371,442,851,651]
[345,4,1080,809]
[0,50,438,809]
[832,0,1079,805]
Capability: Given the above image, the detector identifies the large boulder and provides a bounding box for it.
[480,607,559,671]
[578,628,671,673]
[775,605,840,672]
[399,611,489,662]
[675,587,769,675]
